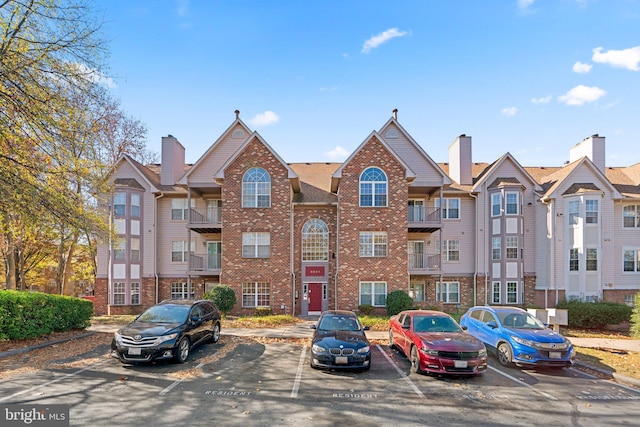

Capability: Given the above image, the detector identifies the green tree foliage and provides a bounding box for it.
[385,290,414,316]
[204,285,237,316]
[631,292,640,339]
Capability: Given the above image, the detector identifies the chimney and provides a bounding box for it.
[392,108,398,120]
[570,134,605,173]
[235,109,240,119]
[448,134,473,186]
[161,135,186,186]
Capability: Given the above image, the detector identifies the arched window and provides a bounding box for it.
[242,167,271,207]
[360,167,387,207]
[302,219,329,261]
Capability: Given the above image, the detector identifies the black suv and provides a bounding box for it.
[111,299,221,364]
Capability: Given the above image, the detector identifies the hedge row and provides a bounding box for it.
[631,292,640,339]
[556,299,632,329]
[0,290,93,340]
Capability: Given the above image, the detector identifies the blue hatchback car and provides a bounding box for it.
[460,306,575,368]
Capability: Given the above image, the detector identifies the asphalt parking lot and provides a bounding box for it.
[2,335,640,426]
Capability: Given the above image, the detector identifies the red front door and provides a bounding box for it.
[308,283,322,312]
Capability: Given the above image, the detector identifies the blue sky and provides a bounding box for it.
[98,0,640,167]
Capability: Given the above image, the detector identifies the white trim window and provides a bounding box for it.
[492,237,501,260]
[585,199,599,224]
[359,282,387,306]
[359,167,387,207]
[130,237,140,262]
[506,281,518,304]
[242,167,271,208]
[568,200,579,226]
[410,282,425,302]
[171,282,194,300]
[113,239,126,261]
[242,282,270,307]
[436,282,460,303]
[506,236,518,259]
[505,192,519,215]
[492,281,501,304]
[171,241,193,262]
[443,239,460,261]
[242,232,270,258]
[113,193,126,216]
[586,248,598,271]
[171,198,194,221]
[623,205,640,228]
[359,231,388,257]
[491,193,501,216]
[131,193,140,217]
[624,249,640,272]
[436,198,460,219]
[569,248,579,271]
[130,282,140,305]
[113,282,126,305]
[302,219,329,261]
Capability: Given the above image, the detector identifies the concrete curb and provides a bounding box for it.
[0,331,96,359]
[573,360,640,388]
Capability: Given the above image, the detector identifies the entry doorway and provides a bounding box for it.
[308,282,323,313]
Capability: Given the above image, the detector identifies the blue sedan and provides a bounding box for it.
[460,306,575,368]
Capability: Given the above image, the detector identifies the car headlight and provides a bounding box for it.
[312,343,327,354]
[157,333,178,344]
[357,346,370,354]
[421,347,439,356]
[512,336,537,348]
[114,332,123,345]
[478,348,487,357]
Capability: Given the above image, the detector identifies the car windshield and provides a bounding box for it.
[413,316,461,333]
[318,315,361,331]
[136,305,190,323]
[497,311,545,330]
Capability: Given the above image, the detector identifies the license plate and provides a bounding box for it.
[335,356,348,364]
[128,347,141,355]
[454,360,468,368]
[549,351,561,359]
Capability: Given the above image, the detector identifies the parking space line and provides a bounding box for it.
[376,345,425,398]
[0,359,109,403]
[488,366,557,400]
[290,346,307,398]
[159,362,204,395]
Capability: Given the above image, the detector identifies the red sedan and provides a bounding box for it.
[389,310,487,375]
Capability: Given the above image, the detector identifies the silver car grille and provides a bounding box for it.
[119,335,161,348]
[329,348,355,356]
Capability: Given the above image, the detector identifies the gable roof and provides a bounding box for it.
[289,162,340,204]
[471,152,543,193]
[177,116,252,185]
[213,131,300,192]
[331,130,416,193]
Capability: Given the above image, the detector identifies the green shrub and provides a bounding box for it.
[385,290,414,316]
[0,290,93,340]
[203,285,236,316]
[358,304,375,316]
[253,307,273,317]
[556,299,632,329]
[631,292,640,339]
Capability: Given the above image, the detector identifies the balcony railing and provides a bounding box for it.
[189,206,222,225]
[189,253,222,272]
[408,253,441,272]
[408,207,441,226]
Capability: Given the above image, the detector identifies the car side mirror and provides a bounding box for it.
[310,324,316,329]
[402,324,410,330]
[363,326,370,331]
[486,321,498,329]
[461,325,468,331]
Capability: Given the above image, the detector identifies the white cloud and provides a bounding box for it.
[175,0,190,16]
[74,63,117,89]
[319,86,338,92]
[325,145,349,160]
[572,62,592,73]
[558,85,606,106]
[501,107,518,117]
[592,46,640,71]
[518,0,535,13]
[361,28,408,54]
[531,96,552,104]
[250,111,279,126]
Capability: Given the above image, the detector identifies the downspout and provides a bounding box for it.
[155,192,164,304]
[439,186,443,300]
[187,190,192,296]
[334,192,340,310]
[107,193,113,316]
[483,181,488,305]
[290,191,295,316]
[470,192,478,307]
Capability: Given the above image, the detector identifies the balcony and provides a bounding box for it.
[408,207,442,232]
[188,253,222,276]
[187,206,222,233]
[408,253,441,274]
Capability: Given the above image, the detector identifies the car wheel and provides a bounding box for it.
[175,337,190,363]
[209,322,221,343]
[389,330,395,349]
[497,342,513,367]
[410,346,423,374]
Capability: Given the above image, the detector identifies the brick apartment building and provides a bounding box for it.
[94,110,640,316]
